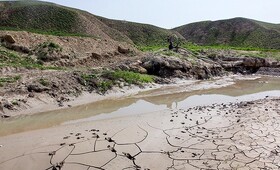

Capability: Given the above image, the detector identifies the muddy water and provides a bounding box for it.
[0,76,280,136]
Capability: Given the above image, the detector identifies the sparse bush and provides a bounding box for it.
[39,78,49,86]
[36,42,62,62]
[80,70,154,94]
[81,74,97,82]
[11,99,19,106]
[0,75,21,86]
[0,50,63,69]
[96,81,113,93]
[49,42,60,49]
[109,70,154,84]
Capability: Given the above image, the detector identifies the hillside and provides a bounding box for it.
[0,0,180,47]
[96,16,184,47]
[174,18,280,49]
[0,1,132,43]
[1,1,280,50]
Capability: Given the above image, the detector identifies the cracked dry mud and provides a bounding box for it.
[0,98,280,170]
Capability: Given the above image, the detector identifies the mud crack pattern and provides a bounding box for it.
[0,98,280,170]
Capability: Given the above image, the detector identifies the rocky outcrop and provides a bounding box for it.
[257,67,280,76]
[116,54,225,80]
[142,55,225,79]
[141,55,192,77]
[192,58,224,79]
[209,55,280,74]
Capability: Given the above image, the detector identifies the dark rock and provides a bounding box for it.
[3,100,13,110]
[91,52,102,60]
[3,34,16,44]
[58,102,64,107]
[118,46,130,54]
[27,84,50,93]
[28,93,35,98]
[1,115,10,118]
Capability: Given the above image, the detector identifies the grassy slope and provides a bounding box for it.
[174,18,280,49]
[0,0,178,46]
[0,1,279,51]
[96,16,185,49]
[0,1,82,36]
[0,1,131,42]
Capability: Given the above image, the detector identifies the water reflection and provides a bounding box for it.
[0,76,280,136]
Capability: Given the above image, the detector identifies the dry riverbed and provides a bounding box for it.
[0,97,280,170]
[0,75,280,170]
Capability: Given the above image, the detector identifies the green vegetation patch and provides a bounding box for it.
[40,42,62,50]
[96,80,113,94]
[38,78,49,86]
[35,41,63,62]
[109,70,154,84]
[137,45,165,52]
[0,49,63,70]
[0,75,21,87]
[0,3,89,37]
[80,70,154,94]
[181,43,280,61]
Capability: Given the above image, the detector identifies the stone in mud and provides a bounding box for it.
[118,46,130,54]
[91,52,102,60]
[130,65,147,74]
[2,100,14,110]
[3,34,16,44]
[27,84,51,93]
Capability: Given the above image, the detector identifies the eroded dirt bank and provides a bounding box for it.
[0,97,279,169]
[1,31,280,118]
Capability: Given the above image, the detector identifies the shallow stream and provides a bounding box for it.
[0,75,280,136]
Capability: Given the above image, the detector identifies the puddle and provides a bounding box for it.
[0,76,280,136]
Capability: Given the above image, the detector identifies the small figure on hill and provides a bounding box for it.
[167,34,180,52]
[168,37,174,50]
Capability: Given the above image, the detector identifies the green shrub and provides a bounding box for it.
[0,75,21,86]
[49,42,60,49]
[0,50,63,70]
[81,74,97,81]
[96,81,113,93]
[11,100,19,105]
[110,70,154,84]
[39,78,49,86]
